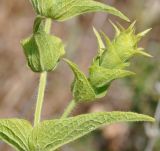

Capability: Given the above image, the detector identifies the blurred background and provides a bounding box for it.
[0,0,160,151]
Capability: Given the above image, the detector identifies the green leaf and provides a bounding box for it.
[30,0,130,22]
[29,112,154,151]
[64,59,96,102]
[89,65,135,88]
[0,119,32,151]
[21,32,65,72]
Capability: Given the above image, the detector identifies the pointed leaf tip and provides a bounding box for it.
[128,20,136,30]
[109,20,120,36]
[136,48,153,58]
[64,59,96,102]
[137,28,152,38]
[138,51,153,58]
[93,27,105,56]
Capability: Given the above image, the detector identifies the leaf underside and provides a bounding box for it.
[29,112,154,151]
[31,0,130,22]
[0,119,32,151]
[64,59,96,102]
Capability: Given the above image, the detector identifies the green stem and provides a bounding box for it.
[34,72,47,126]
[61,99,76,118]
[34,18,52,126]
[44,18,52,34]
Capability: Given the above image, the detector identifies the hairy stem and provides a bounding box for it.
[34,18,52,126]
[34,72,47,126]
[44,18,52,34]
[61,99,76,118]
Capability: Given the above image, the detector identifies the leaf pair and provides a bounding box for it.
[30,0,130,22]
[0,112,154,151]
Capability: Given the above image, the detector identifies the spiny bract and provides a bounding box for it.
[89,21,152,98]
[66,22,152,102]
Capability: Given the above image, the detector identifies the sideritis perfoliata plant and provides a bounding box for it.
[0,1,155,151]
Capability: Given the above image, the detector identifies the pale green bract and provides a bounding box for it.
[93,27,105,58]
[64,59,96,102]
[64,58,134,102]
[21,31,65,72]
[88,23,152,98]
[89,65,135,88]
[30,0,130,22]
[0,119,32,151]
[65,23,151,102]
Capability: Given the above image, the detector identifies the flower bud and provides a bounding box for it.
[100,22,152,69]
[89,22,151,97]
[21,32,65,72]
